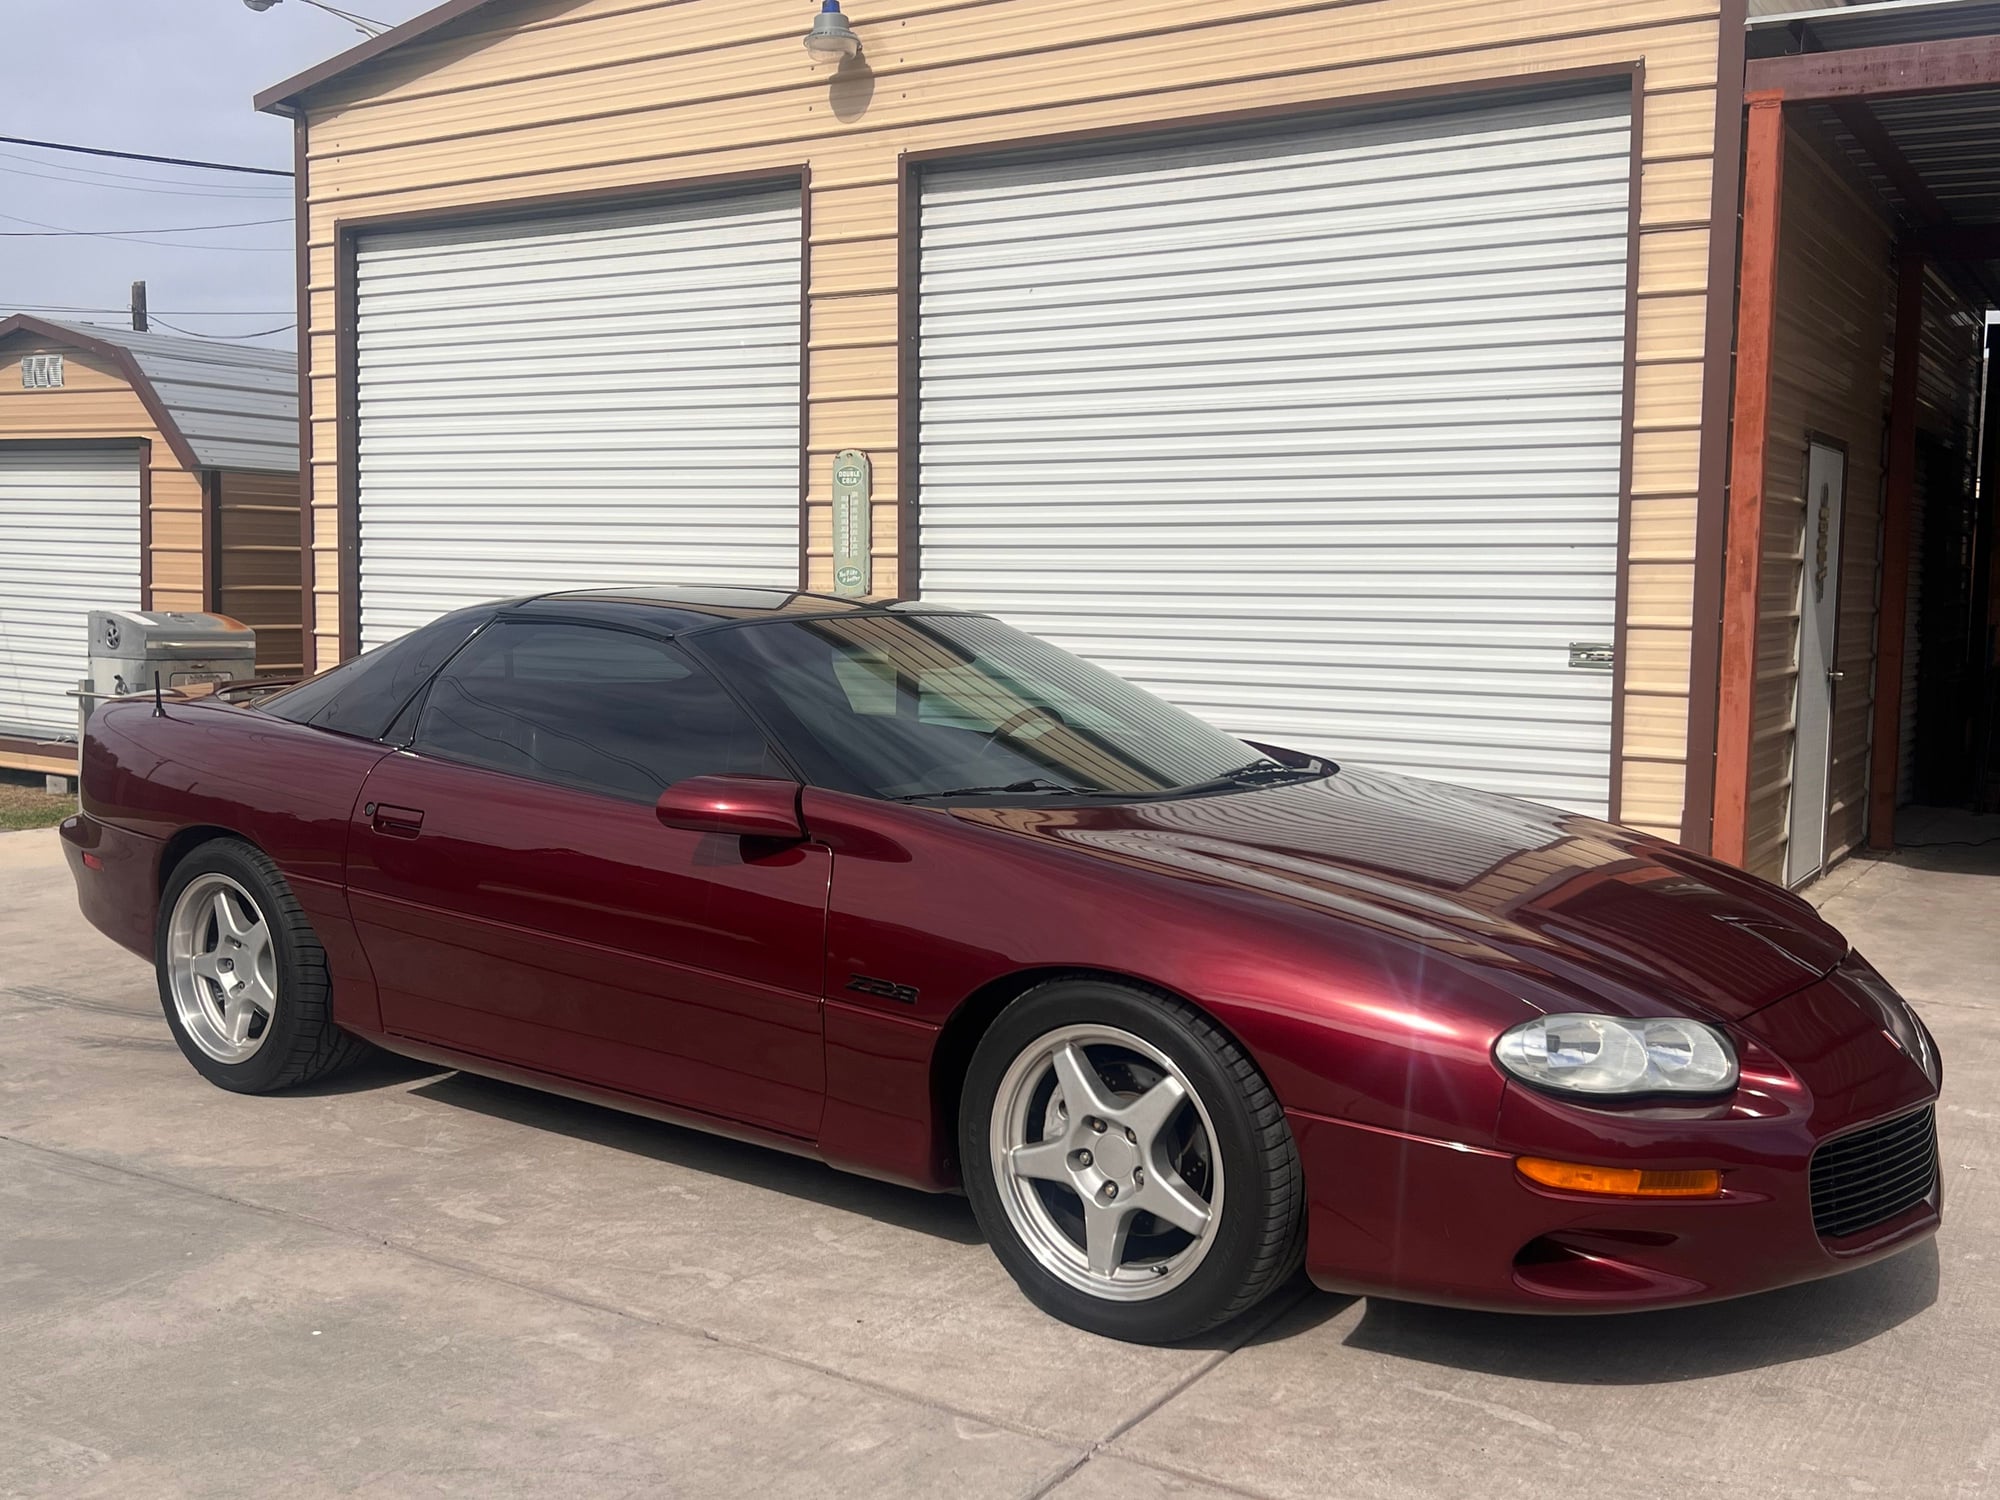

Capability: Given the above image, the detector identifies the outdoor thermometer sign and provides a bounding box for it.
[832,449,872,597]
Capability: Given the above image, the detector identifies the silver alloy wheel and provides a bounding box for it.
[165,873,279,1064]
[989,1023,1224,1302]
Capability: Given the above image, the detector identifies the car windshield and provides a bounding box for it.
[694,611,1323,801]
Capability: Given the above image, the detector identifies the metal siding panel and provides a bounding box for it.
[1746,130,1894,881]
[312,0,1715,147]
[0,449,142,739]
[301,3,1718,184]
[218,469,306,673]
[353,191,802,648]
[31,322,301,474]
[918,91,1632,815]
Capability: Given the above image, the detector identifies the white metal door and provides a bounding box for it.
[1787,441,1846,886]
[0,447,142,740]
[917,89,1633,815]
[353,190,803,650]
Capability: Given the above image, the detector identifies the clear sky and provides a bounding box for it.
[2,0,435,348]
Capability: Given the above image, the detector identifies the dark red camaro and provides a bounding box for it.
[64,586,1942,1342]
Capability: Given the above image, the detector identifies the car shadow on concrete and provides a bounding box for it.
[293,1057,1942,1372]
[282,1048,452,1095]
[404,1069,986,1246]
[1327,1238,1940,1381]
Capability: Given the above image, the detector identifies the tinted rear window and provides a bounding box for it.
[260,607,490,741]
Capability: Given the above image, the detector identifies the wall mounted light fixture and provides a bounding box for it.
[804,0,861,63]
[241,0,388,35]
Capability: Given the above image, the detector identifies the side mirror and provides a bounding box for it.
[656,775,806,840]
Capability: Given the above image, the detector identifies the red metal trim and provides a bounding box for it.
[1712,92,1787,869]
[797,167,813,594]
[202,469,223,615]
[1746,35,2000,103]
[334,218,361,663]
[138,440,155,614]
[294,115,317,673]
[895,152,920,602]
[1867,249,1928,849]
[1606,64,1646,828]
[1682,0,1751,854]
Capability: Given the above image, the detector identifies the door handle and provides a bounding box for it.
[368,802,425,838]
[1827,670,1846,682]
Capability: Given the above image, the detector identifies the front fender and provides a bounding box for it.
[802,788,1530,1188]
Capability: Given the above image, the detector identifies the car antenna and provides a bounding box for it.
[153,670,165,717]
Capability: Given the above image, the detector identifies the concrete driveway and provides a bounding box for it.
[2,823,1994,1500]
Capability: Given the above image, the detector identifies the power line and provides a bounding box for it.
[0,149,290,191]
[0,160,290,200]
[0,135,291,179]
[0,211,287,252]
[11,304,295,316]
[151,317,297,341]
[0,216,291,237]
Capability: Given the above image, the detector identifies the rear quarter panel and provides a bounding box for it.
[81,697,392,1027]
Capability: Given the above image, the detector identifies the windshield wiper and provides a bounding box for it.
[1171,758,1331,797]
[889,778,1096,801]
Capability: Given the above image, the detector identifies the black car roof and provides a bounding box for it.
[492,585,973,636]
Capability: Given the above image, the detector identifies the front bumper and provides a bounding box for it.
[1290,974,1942,1312]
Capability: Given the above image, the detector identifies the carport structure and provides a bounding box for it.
[1714,0,2000,886]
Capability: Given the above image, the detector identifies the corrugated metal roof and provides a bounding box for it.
[1749,0,2000,46]
[1810,87,2000,224]
[1748,0,2000,276]
[21,319,298,473]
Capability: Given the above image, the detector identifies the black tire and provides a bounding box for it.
[155,837,372,1093]
[960,977,1305,1343]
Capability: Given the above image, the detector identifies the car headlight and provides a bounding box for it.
[1495,1014,1738,1097]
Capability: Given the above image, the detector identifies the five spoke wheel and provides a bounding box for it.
[990,1024,1224,1301]
[165,873,279,1064]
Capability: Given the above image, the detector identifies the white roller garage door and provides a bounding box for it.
[354,189,804,650]
[917,90,1633,815]
[0,447,142,740]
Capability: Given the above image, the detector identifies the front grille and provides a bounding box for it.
[1810,1106,1938,1241]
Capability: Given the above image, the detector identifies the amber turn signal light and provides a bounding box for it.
[1516,1157,1722,1198]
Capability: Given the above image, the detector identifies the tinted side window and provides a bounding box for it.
[411,620,779,802]
[261,607,489,741]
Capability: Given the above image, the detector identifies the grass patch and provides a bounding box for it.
[0,772,73,832]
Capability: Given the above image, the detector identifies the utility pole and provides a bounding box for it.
[130,281,148,333]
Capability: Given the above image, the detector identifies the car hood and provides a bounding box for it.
[949,768,1847,1023]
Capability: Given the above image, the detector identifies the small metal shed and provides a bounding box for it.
[0,314,301,773]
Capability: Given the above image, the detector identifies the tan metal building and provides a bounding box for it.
[261,0,1736,851]
[256,0,2000,879]
[0,315,302,774]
